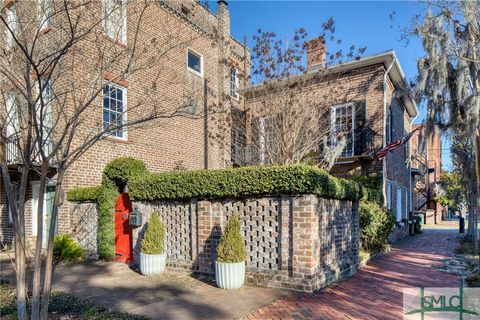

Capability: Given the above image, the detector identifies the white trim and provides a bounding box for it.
[37,0,52,31]
[396,186,403,221]
[230,67,239,99]
[258,117,266,164]
[187,48,204,77]
[5,5,18,49]
[102,81,128,140]
[102,0,127,44]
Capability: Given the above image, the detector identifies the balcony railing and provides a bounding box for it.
[353,127,377,157]
[5,138,59,166]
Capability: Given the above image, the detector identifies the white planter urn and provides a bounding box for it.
[140,252,166,276]
[215,261,245,289]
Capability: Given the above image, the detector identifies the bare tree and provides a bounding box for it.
[0,1,215,319]
[233,23,368,168]
[411,1,480,250]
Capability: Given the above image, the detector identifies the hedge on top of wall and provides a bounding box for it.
[67,186,102,202]
[128,165,366,202]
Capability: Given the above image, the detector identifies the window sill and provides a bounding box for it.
[106,136,131,144]
[187,68,203,78]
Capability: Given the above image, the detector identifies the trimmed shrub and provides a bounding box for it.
[97,184,118,260]
[53,235,84,263]
[141,211,165,254]
[216,214,247,263]
[67,186,101,202]
[102,157,148,186]
[359,201,396,252]
[130,165,364,202]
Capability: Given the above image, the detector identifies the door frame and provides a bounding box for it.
[31,181,56,247]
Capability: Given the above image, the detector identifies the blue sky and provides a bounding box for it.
[208,0,451,169]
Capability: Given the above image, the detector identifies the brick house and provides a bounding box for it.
[410,124,443,223]
[239,38,419,225]
[0,0,249,247]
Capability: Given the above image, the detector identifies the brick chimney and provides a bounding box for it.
[306,37,326,68]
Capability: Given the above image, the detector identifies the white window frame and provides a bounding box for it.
[187,48,204,77]
[386,180,393,210]
[102,82,128,140]
[102,0,127,44]
[331,102,355,157]
[230,68,239,99]
[37,0,53,31]
[5,5,18,49]
[396,186,403,221]
[258,117,266,164]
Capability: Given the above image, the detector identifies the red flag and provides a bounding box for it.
[375,126,422,161]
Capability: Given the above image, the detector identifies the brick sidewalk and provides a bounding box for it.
[245,230,461,320]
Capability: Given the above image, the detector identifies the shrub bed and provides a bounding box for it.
[359,201,396,252]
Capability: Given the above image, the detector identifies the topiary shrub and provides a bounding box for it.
[216,214,247,263]
[102,157,148,186]
[53,234,84,263]
[359,201,396,252]
[141,211,165,254]
[97,183,118,260]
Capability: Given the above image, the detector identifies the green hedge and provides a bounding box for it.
[97,184,118,260]
[102,157,148,186]
[359,201,396,252]
[67,186,102,202]
[129,165,365,201]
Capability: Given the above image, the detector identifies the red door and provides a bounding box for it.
[114,193,133,262]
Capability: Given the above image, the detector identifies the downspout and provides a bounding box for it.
[409,113,419,215]
[383,58,396,208]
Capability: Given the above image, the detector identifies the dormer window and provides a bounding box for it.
[103,0,127,43]
[187,49,203,77]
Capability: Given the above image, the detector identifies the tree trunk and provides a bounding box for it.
[1,164,27,320]
[31,164,49,320]
[475,127,480,266]
[39,168,65,320]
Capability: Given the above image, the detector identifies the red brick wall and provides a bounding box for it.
[0,1,249,245]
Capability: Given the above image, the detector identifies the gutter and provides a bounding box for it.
[383,58,396,209]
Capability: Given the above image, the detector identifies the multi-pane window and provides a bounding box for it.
[187,49,203,76]
[103,83,126,138]
[331,103,354,157]
[230,68,239,98]
[103,0,126,43]
[5,6,18,49]
[37,0,52,30]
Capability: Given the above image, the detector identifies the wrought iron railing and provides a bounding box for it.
[353,127,377,156]
[5,138,59,166]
